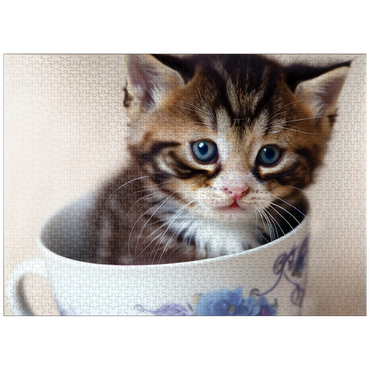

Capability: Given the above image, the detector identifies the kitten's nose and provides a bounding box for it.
[222,186,249,202]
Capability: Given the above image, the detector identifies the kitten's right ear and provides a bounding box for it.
[124,55,185,113]
[286,61,351,117]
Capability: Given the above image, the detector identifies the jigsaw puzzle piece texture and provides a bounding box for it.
[4,54,366,315]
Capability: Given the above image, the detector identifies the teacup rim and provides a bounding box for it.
[36,191,310,269]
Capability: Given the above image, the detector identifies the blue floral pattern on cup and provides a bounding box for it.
[136,237,309,316]
[56,237,308,315]
[136,287,277,316]
[195,287,276,316]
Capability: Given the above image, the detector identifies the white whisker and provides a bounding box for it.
[256,206,268,236]
[133,206,194,262]
[145,221,169,240]
[132,222,170,262]
[158,214,193,264]
[271,194,309,220]
[269,203,299,246]
[283,128,318,135]
[128,199,167,258]
[134,191,177,255]
[121,192,159,227]
[171,103,201,116]
[287,185,303,191]
[120,192,160,264]
[148,219,165,227]
[269,204,295,231]
[175,99,213,119]
[254,210,258,239]
[258,206,274,241]
[187,224,197,248]
[261,205,284,239]
[274,115,324,125]
[151,200,195,263]
[267,100,302,123]
[194,83,216,121]
[254,209,269,244]
[282,132,292,143]
[172,102,214,130]
[270,202,302,227]
[104,176,151,204]
[134,232,164,262]
[112,181,170,204]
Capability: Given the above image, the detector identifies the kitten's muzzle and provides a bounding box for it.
[221,186,250,202]
[215,186,250,211]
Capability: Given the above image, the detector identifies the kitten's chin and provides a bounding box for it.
[217,201,244,210]
[191,202,251,221]
[214,208,249,221]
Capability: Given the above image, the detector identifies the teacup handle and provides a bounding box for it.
[7,258,49,315]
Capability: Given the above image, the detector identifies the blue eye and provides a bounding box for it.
[191,141,218,163]
[257,145,282,166]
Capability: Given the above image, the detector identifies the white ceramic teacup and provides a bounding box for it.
[7,192,310,316]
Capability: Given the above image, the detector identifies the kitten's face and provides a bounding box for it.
[127,55,348,225]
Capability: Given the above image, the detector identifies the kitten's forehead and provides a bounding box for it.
[195,55,283,134]
[226,78,262,117]
[214,108,231,160]
[215,106,266,161]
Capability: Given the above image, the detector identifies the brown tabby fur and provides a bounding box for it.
[91,54,350,265]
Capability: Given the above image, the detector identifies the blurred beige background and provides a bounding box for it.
[4,54,366,315]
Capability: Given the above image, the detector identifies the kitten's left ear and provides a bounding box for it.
[287,61,351,117]
[125,54,186,113]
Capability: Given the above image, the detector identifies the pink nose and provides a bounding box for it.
[222,186,249,201]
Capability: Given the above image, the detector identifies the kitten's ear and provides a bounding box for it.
[125,54,185,112]
[287,62,351,117]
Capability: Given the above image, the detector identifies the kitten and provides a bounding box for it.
[91,54,350,265]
